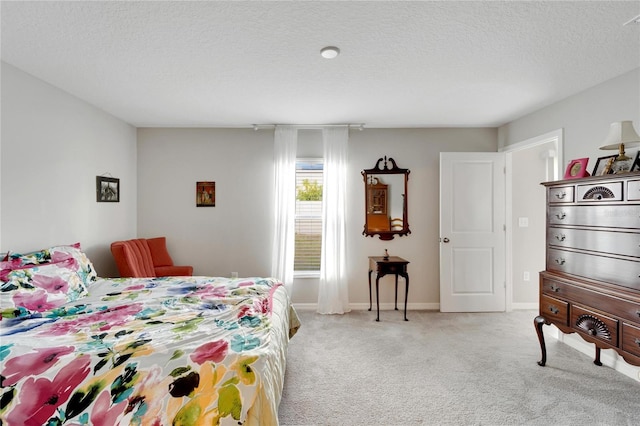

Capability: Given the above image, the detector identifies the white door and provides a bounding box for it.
[439,152,506,312]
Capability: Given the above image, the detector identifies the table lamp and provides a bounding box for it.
[599,121,640,173]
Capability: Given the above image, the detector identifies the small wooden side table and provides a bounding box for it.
[368,256,410,322]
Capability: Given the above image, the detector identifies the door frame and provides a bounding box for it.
[500,129,564,311]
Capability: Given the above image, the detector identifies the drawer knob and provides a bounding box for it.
[555,212,566,220]
[588,328,597,336]
[554,258,566,265]
[636,310,640,318]
[549,306,559,315]
[555,234,566,242]
[555,192,567,199]
[550,284,561,292]
[635,338,640,347]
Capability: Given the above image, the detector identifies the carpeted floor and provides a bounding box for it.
[278,309,640,426]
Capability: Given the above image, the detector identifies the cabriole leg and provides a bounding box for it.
[534,315,547,366]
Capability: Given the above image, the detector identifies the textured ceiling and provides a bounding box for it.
[2,1,639,128]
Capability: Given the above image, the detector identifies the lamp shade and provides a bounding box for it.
[599,120,640,150]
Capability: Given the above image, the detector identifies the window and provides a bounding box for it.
[294,159,323,274]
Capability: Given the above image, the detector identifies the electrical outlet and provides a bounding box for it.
[523,271,530,281]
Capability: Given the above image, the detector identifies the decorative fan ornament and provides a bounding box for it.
[575,314,611,340]
[582,186,615,200]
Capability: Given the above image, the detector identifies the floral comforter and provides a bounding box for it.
[0,276,299,426]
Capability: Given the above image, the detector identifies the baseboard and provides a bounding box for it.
[295,303,536,312]
[511,302,538,310]
[291,302,440,311]
[551,325,640,382]
[349,302,440,311]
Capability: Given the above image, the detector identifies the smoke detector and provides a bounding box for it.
[320,46,340,59]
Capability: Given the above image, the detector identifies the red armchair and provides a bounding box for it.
[110,237,193,278]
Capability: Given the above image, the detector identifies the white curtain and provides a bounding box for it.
[317,126,350,314]
[271,126,297,292]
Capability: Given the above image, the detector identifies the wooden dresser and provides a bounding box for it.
[535,172,640,368]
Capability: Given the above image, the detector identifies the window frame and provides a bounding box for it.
[294,158,324,278]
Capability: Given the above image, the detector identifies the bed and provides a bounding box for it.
[0,243,300,425]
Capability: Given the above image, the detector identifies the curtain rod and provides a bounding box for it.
[252,123,365,131]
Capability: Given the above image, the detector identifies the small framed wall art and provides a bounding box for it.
[196,181,215,207]
[96,176,120,202]
[563,158,590,179]
[592,154,617,176]
[630,151,640,172]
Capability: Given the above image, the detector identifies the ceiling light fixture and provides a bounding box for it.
[320,46,340,59]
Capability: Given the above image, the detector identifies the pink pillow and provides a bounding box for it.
[6,243,97,286]
[0,257,88,313]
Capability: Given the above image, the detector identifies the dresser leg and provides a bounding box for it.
[594,347,602,366]
[534,315,547,366]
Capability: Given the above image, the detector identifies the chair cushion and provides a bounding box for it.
[154,265,193,277]
[147,237,174,267]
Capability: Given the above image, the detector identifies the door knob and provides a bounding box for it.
[442,238,450,243]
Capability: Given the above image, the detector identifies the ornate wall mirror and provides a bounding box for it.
[362,156,410,240]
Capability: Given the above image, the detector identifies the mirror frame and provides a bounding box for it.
[362,156,411,241]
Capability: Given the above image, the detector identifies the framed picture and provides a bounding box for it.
[630,151,640,172]
[592,155,617,176]
[196,181,215,207]
[563,158,590,179]
[96,176,120,202]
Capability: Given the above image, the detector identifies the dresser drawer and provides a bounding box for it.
[548,186,574,203]
[627,179,640,201]
[548,205,640,229]
[576,181,623,202]
[622,322,640,357]
[547,227,640,258]
[571,305,618,346]
[541,274,640,325]
[547,249,640,290]
[540,294,569,325]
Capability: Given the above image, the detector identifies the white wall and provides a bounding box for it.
[7,61,635,308]
[347,129,497,309]
[137,127,497,307]
[0,62,137,276]
[137,128,275,278]
[510,141,554,305]
[499,68,640,162]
